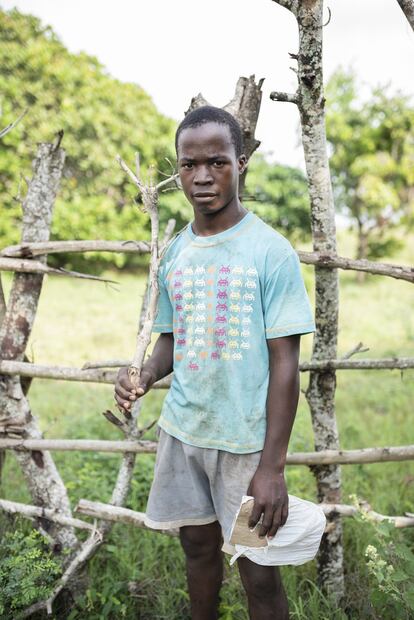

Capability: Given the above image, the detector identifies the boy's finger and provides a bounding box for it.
[267,507,283,539]
[114,393,131,411]
[115,384,136,401]
[280,502,289,527]
[135,373,153,396]
[119,374,135,392]
[258,505,274,538]
[248,501,263,529]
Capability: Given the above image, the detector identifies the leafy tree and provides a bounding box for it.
[244,153,311,242]
[326,69,414,262]
[0,8,189,271]
[0,8,311,273]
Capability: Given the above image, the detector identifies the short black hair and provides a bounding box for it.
[175,106,244,157]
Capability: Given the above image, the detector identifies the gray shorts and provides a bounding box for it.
[144,428,261,554]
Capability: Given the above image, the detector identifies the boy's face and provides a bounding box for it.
[176,122,247,217]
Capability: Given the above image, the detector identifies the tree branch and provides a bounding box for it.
[0,357,412,388]
[270,91,299,104]
[0,440,414,466]
[1,240,151,257]
[0,109,28,139]
[0,257,117,283]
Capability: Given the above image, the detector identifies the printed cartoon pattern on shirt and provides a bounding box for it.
[167,263,258,371]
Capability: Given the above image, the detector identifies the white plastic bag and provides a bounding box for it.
[229,495,326,567]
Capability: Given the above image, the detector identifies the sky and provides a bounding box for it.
[1,0,413,169]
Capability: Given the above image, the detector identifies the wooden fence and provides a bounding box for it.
[0,73,413,617]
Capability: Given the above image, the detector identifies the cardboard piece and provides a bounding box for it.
[229,498,267,548]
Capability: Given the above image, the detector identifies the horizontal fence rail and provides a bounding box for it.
[0,359,412,389]
[1,438,414,465]
[1,498,413,534]
[1,240,413,283]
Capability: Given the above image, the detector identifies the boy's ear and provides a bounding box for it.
[238,154,248,175]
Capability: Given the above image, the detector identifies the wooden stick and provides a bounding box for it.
[297,250,414,283]
[0,257,117,283]
[0,109,28,139]
[0,358,412,388]
[4,497,413,536]
[320,502,414,528]
[0,240,151,257]
[2,241,413,283]
[0,498,94,531]
[0,439,413,466]
[84,357,414,372]
[75,499,414,530]
[75,499,177,535]
[0,438,157,453]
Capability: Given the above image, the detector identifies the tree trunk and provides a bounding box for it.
[271,0,344,601]
[356,220,368,283]
[0,142,78,554]
[396,0,414,30]
[186,74,264,193]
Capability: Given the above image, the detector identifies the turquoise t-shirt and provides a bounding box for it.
[152,210,315,454]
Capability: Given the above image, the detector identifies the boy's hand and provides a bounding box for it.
[247,467,289,539]
[114,366,155,413]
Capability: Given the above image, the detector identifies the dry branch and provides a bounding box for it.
[0,438,158,453]
[0,109,27,139]
[4,497,413,540]
[1,357,412,388]
[321,502,414,528]
[75,500,176,534]
[74,499,414,531]
[298,250,414,283]
[2,241,413,284]
[1,439,414,466]
[0,257,117,283]
[1,240,151,257]
[270,91,298,104]
[0,498,94,531]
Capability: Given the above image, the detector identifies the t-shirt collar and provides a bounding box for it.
[186,210,253,245]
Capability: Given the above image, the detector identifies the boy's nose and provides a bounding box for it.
[194,166,213,184]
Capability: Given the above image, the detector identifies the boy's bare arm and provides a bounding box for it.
[114,332,174,412]
[247,334,301,539]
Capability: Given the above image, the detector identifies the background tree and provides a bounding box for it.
[0,8,312,273]
[326,69,414,264]
[245,153,311,242]
[0,8,190,271]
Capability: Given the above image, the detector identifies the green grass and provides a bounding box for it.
[1,231,413,618]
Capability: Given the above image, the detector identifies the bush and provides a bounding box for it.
[0,528,62,617]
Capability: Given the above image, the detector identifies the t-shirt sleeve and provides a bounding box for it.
[264,250,315,339]
[152,263,174,333]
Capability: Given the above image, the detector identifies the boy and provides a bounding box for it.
[115,106,315,619]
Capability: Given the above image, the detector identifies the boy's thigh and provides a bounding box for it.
[144,428,262,552]
[179,521,223,558]
[210,448,261,551]
[144,429,218,530]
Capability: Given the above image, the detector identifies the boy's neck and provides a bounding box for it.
[191,201,248,238]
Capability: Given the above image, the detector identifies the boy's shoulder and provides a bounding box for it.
[160,223,189,261]
[249,213,294,261]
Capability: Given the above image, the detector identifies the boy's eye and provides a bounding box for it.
[212,161,224,168]
[181,163,193,169]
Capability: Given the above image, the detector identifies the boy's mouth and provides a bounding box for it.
[193,192,218,204]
